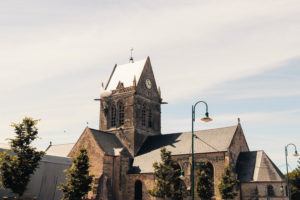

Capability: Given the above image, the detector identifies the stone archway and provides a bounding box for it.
[135,180,143,200]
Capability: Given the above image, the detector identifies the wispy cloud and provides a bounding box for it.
[0,1,300,170]
[1,1,300,100]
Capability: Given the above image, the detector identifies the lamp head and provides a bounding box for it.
[293,150,299,157]
[201,112,213,122]
[280,185,284,191]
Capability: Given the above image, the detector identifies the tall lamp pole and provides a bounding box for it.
[285,143,299,200]
[191,101,212,200]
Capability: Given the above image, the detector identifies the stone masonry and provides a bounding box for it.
[67,57,287,200]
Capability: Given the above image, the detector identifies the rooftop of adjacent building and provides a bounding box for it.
[45,142,75,157]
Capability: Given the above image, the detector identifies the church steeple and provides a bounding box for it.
[99,57,161,156]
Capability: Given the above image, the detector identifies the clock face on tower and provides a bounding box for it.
[145,79,152,89]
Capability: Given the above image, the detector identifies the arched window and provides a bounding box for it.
[173,162,188,197]
[267,185,274,196]
[111,105,116,127]
[206,162,214,195]
[142,105,146,127]
[148,109,152,128]
[118,102,124,126]
[135,180,143,200]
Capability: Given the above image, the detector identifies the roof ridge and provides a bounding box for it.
[192,125,238,133]
[89,128,116,136]
[117,58,147,66]
[146,125,238,139]
[51,143,75,146]
[160,125,238,135]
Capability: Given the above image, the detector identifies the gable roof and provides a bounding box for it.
[133,125,238,173]
[236,151,285,182]
[89,128,123,156]
[46,143,75,157]
[105,58,147,91]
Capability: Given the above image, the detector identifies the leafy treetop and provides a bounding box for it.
[218,166,238,200]
[0,117,45,197]
[59,147,94,200]
[148,147,187,199]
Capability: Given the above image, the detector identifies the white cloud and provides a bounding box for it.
[1,0,300,162]
[1,0,300,99]
[229,89,300,100]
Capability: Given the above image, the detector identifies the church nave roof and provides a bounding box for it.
[133,125,239,173]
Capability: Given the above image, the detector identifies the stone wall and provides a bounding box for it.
[228,124,249,170]
[175,152,227,200]
[123,152,230,200]
[68,128,105,179]
[240,182,288,200]
[124,173,156,200]
[99,57,161,157]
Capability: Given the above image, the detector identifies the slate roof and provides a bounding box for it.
[133,125,238,173]
[236,151,285,182]
[46,143,75,157]
[105,58,147,91]
[89,128,124,156]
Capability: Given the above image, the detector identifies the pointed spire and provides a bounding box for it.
[238,117,240,124]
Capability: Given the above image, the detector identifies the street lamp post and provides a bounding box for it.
[285,143,299,200]
[191,101,212,200]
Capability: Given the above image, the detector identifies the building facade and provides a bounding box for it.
[65,57,287,200]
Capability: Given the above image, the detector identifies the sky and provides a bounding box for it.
[0,0,299,172]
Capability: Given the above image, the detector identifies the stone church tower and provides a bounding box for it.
[65,56,287,200]
[99,57,161,156]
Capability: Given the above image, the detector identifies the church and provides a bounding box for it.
[48,57,286,200]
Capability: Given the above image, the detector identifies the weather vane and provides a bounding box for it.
[129,48,134,63]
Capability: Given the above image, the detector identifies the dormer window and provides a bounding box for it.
[118,102,124,126]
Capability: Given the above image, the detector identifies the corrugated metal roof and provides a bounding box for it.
[236,151,285,182]
[46,143,75,157]
[133,125,238,173]
[0,150,72,200]
[105,58,147,91]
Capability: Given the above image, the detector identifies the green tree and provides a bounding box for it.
[59,147,94,200]
[289,158,300,200]
[148,147,187,199]
[218,166,238,200]
[196,163,214,200]
[0,117,45,197]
